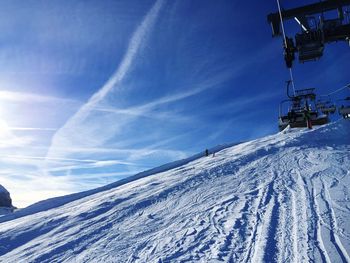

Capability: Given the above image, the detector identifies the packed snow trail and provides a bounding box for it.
[0,120,349,263]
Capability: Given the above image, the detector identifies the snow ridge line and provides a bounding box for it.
[241,188,267,262]
[245,171,278,263]
[290,190,299,263]
[276,191,287,263]
[221,191,260,262]
[225,183,270,262]
[250,194,276,263]
[294,169,310,262]
[212,196,245,261]
[275,159,295,262]
[284,167,310,262]
[321,179,350,262]
[311,183,332,263]
[296,154,323,262]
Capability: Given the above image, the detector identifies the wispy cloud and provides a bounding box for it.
[0,90,79,104]
[47,0,165,161]
[1,2,278,209]
[0,119,34,148]
[45,8,276,177]
[9,127,57,131]
[46,160,139,173]
[90,80,223,122]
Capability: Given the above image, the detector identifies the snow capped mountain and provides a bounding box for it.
[0,120,349,262]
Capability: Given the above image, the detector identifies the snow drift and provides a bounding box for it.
[0,120,349,262]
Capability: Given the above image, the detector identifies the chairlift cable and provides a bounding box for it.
[277,0,296,96]
[288,68,296,96]
[320,83,350,97]
[276,0,287,46]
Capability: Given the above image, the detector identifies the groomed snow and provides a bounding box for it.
[0,120,349,262]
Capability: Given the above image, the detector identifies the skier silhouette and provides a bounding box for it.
[304,108,312,129]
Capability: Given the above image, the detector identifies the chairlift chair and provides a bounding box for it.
[338,97,350,118]
[294,88,317,101]
[295,30,325,62]
[267,0,350,68]
[316,99,337,114]
[321,104,337,115]
[316,100,325,109]
[339,105,350,118]
[278,86,329,131]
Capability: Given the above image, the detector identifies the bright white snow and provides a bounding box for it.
[0,120,349,262]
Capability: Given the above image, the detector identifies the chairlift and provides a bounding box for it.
[316,100,325,109]
[338,97,350,118]
[316,99,337,115]
[267,0,350,68]
[294,88,317,100]
[278,82,329,131]
[339,105,350,118]
[295,30,325,62]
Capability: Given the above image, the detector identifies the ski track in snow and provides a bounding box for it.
[0,120,349,263]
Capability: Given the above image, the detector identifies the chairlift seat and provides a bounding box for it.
[321,106,337,114]
[294,88,316,100]
[311,115,329,126]
[339,106,350,115]
[316,103,325,109]
[278,115,329,131]
[322,18,343,32]
[295,31,324,62]
[278,110,323,131]
[298,44,324,62]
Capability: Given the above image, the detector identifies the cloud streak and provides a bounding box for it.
[9,127,57,131]
[0,119,34,148]
[0,90,79,105]
[90,76,228,122]
[47,0,165,161]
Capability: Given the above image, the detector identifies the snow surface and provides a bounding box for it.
[0,208,13,217]
[0,120,349,262]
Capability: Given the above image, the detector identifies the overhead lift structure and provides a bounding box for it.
[268,0,350,68]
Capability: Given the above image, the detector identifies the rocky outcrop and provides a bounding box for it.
[0,185,12,208]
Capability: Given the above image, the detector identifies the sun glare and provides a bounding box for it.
[0,119,11,137]
[0,90,17,102]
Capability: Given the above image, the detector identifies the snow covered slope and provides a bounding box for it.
[0,120,349,262]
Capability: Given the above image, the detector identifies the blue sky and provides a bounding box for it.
[0,0,349,207]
